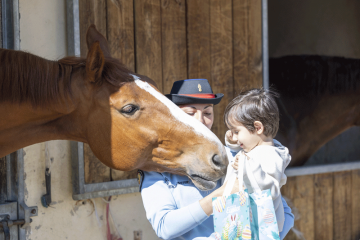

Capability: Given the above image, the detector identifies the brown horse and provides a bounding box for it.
[0,25,228,190]
[270,55,360,166]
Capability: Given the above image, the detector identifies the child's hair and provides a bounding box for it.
[224,88,280,138]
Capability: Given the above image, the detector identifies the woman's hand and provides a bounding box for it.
[199,179,240,216]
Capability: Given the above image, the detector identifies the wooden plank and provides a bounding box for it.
[79,0,107,57]
[106,0,135,71]
[79,0,110,184]
[282,175,315,240]
[233,0,250,94]
[186,0,211,81]
[333,171,352,240]
[210,0,233,142]
[247,0,262,88]
[106,0,136,180]
[295,175,315,240]
[84,143,110,183]
[281,176,297,240]
[314,173,333,240]
[134,0,163,91]
[161,0,187,94]
[352,170,360,240]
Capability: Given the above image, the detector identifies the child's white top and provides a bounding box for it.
[224,134,291,232]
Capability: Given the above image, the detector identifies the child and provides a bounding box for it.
[223,88,291,232]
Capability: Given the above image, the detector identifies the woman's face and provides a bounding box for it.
[179,104,214,129]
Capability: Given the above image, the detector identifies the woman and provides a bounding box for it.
[139,79,294,239]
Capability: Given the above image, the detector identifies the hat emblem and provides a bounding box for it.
[198,84,202,92]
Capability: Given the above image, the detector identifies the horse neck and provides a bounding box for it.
[284,92,360,166]
[0,69,86,157]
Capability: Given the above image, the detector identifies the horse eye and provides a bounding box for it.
[120,105,139,115]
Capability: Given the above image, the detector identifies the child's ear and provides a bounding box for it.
[253,121,264,135]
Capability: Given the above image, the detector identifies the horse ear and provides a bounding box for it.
[86,41,105,83]
[86,24,111,58]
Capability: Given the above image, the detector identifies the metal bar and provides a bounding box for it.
[1,0,14,49]
[0,0,2,47]
[12,0,19,50]
[70,141,85,195]
[84,179,139,193]
[6,153,17,202]
[72,187,139,201]
[66,0,80,56]
[285,161,360,177]
[16,150,25,239]
[261,0,269,89]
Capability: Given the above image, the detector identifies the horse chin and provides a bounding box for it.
[189,175,217,191]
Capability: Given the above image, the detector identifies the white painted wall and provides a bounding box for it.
[19,1,159,239]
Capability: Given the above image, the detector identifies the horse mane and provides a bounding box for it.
[269,55,360,98]
[0,48,134,107]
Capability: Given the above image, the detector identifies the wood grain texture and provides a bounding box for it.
[247,0,262,88]
[281,176,297,240]
[106,0,135,71]
[187,0,211,81]
[333,171,352,240]
[161,0,187,94]
[210,0,233,142]
[233,0,250,94]
[314,173,333,240]
[352,170,360,240]
[282,175,315,240]
[107,0,136,180]
[84,143,110,183]
[134,0,163,91]
[79,0,107,57]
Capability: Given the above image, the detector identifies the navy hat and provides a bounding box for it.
[165,79,224,105]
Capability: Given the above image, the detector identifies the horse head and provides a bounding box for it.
[72,25,228,190]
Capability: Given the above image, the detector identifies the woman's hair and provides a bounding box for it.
[224,88,280,137]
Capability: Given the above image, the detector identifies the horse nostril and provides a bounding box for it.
[212,154,222,167]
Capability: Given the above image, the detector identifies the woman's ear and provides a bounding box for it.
[253,121,264,135]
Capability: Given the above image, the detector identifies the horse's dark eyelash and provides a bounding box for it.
[120,105,139,115]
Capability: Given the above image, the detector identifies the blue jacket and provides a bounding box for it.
[140,171,294,240]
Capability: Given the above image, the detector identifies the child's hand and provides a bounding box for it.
[225,130,238,145]
[232,151,250,170]
[232,156,239,170]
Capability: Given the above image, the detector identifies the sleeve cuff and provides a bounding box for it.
[188,201,209,225]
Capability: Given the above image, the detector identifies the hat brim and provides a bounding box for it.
[165,93,224,105]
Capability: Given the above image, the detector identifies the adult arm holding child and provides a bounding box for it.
[141,172,239,239]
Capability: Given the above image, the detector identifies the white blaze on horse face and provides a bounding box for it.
[133,76,222,145]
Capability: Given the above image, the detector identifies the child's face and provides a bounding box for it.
[229,121,262,153]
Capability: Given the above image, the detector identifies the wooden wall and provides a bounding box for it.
[79,0,263,183]
[282,169,360,240]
